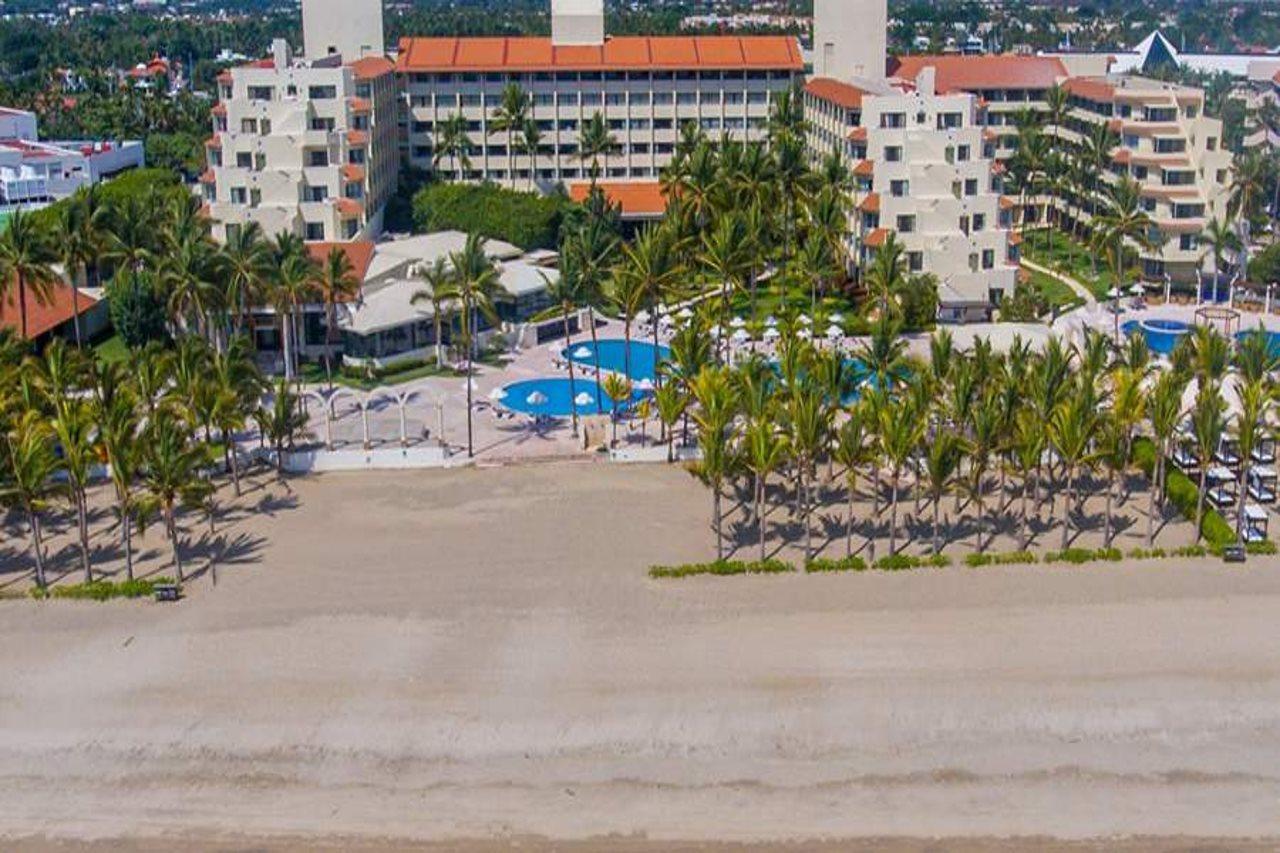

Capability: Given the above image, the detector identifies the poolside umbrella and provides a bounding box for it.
[676,307,694,320]
[1107,287,1122,300]
[829,312,844,324]
[797,328,813,340]
[731,328,751,343]
[765,315,778,327]
[636,378,654,392]
[763,326,781,340]
[1129,283,1145,296]
[573,391,594,407]
[730,316,747,328]
[488,387,508,401]
[572,345,592,359]
[826,324,843,339]
[526,391,549,406]
[797,314,812,326]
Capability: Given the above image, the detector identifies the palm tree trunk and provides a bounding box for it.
[70,272,83,347]
[76,491,91,583]
[227,438,241,496]
[166,506,184,582]
[888,471,900,556]
[1195,467,1208,543]
[27,509,46,589]
[1021,479,1031,551]
[1061,468,1075,550]
[932,491,942,555]
[713,485,723,560]
[1104,468,1115,548]
[563,311,579,437]
[466,349,475,458]
[758,476,767,562]
[802,468,813,565]
[975,481,985,553]
[588,309,604,414]
[122,507,134,583]
[845,477,855,558]
[17,271,28,340]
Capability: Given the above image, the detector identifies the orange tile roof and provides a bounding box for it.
[1063,77,1116,101]
[863,227,889,248]
[567,181,667,217]
[198,169,215,184]
[305,240,375,294]
[396,35,803,73]
[349,56,395,79]
[204,136,221,148]
[858,192,880,213]
[853,159,875,177]
[1112,148,1132,165]
[804,77,866,109]
[887,54,1066,91]
[347,130,368,145]
[348,96,372,112]
[1009,232,1024,246]
[341,163,366,182]
[848,127,868,142]
[999,196,1015,210]
[211,102,226,116]
[0,280,97,340]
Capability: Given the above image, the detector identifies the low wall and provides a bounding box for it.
[273,444,456,473]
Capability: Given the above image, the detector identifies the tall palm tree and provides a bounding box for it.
[53,195,95,346]
[923,429,963,555]
[1190,382,1226,544]
[221,221,272,338]
[967,394,1002,552]
[579,111,616,188]
[98,392,143,581]
[318,246,359,389]
[1228,148,1268,271]
[654,381,688,462]
[864,232,908,317]
[1093,177,1156,296]
[450,233,502,457]
[563,219,618,413]
[518,117,543,191]
[833,408,874,557]
[1,411,62,589]
[689,366,738,560]
[742,418,789,561]
[270,253,317,382]
[616,225,677,384]
[786,382,829,566]
[698,212,751,357]
[1050,388,1099,550]
[50,397,98,583]
[0,208,59,341]
[257,378,309,473]
[489,82,529,185]
[878,397,924,556]
[1200,217,1240,301]
[1011,410,1046,550]
[410,256,458,368]
[434,112,472,179]
[139,412,211,583]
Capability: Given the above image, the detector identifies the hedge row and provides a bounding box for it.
[30,577,177,601]
[648,559,794,578]
[964,550,1038,567]
[805,555,868,573]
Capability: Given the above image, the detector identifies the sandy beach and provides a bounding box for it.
[2,462,1280,849]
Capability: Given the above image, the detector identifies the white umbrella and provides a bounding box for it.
[574,391,594,407]
[731,328,751,342]
[488,387,508,401]
[829,312,845,323]
[1129,283,1145,296]
[763,326,781,340]
[1107,287,1122,300]
[636,378,654,392]
[730,316,747,328]
[797,314,812,326]
[826,324,843,338]
[797,328,813,340]
[676,307,694,320]
[526,391,549,406]
[765,315,778,327]
[572,345,592,358]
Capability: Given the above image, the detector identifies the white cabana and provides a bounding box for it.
[730,316,747,328]
[731,328,751,343]
[763,326,781,340]
[825,324,843,339]
[1244,504,1270,543]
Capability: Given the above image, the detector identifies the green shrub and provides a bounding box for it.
[1125,547,1167,560]
[411,182,573,250]
[1247,540,1277,555]
[1043,547,1122,565]
[874,553,950,571]
[806,555,868,573]
[1131,438,1236,548]
[106,268,168,349]
[1171,544,1208,558]
[965,550,1037,567]
[649,559,794,579]
[30,577,177,601]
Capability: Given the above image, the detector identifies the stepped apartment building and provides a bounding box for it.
[202,0,398,244]
[394,14,804,189]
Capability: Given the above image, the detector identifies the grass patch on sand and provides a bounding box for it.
[649,559,795,578]
[30,577,178,601]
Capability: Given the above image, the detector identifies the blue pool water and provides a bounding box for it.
[499,378,645,418]
[564,339,670,383]
[1236,327,1280,357]
[1122,318,1191,355]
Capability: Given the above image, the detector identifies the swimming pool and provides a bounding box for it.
[1122,318,1191,355]
[498,378,645,418]
[1236,326,1280,358]
[563,339,670,383]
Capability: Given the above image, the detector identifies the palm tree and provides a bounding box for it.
[1200,217,1240,301]
[579,111,617,187]
[271,252,317,382]
[787,382,830,565]
[834,408,874,557]
[489,82,529,185]
[601,373,632,446]
[50,397,98,582]
[1050,388,1099,550]
[98,393,143,580]
[742,418,789,561]
[139,413,211,583]
[1,411,62,589]
[923,430,963,555]
[1010,410,1046,550]
[616,225,677,385]
[1095,415,1127,549]
[434,112,472,179]
[257,378,309,474]
[518,118,543,191]
[410,256,458,368]
[1190,383,1226,544]
[450,234,502,457]
[1228,148,1268,271]
[221,221,271,338]
[0,207,59,340]
[318,246,359,389]
[966,394,1001,552]
[698,213,751,357]
[654,381,688,462]
[563,220,618,413]
[1145,371,1185,547]
[53,195,95,346]
[1234,379,1267,541]
[161,227,224,344]
[878,397,923,556]
[864,232,908,317]
[688,366,738,560]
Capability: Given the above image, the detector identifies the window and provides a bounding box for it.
[1180,233,1198,251]
[944,145,955,165]
[881,112,905,128]
[957,145,970,161]
[229,186,247,203]
[896,214,915,233]
[303,185,328,202]
[1206,136,1218,151]
[908,251,923,272]
[235,152,252,168]
[890,179,909,197]
[247,86,274,101]
[308,85,337,100]
[982,249,995,270]
[305,222,325,240]
[240,118,258,134]
[884,145,902,162]
[311,117,336,131]
[307,150,329,167]
[348,148,366,165]
[937,112,962,129]
[968,252,979,272]
[965,178,978,196]
[972,213,985,231]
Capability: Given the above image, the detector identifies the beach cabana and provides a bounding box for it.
[1248,466,1277,503]
[1171,439,1198,472]
[1207,466,1238,509]
[1252,436,1276,465]
[1243,504,1270,543]
[1215,437,1242,469]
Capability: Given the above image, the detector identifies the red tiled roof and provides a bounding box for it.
[334,197,364,217]
[396,35,803,73]
[349,56,395,79]
[1063,77,1117,101]
[858,192,880,213]
[848,127,868,142]
[1009,232,1024,246]
[863,227,889,248]
[853,159,875,177]
[348,97,372,112]
[999,196,1015,210]
[347,130,368,145]
[887,54,1066,91]
[568,181,667,217]
[0,280,97,339]
[211,103,226,116]
[305,240,375,294]
[205,136,221,148]
[341,163,366,182]
[198,169,215,184]
[804,77,866,109]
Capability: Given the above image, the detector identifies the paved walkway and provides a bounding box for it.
[1020,257,1098,308]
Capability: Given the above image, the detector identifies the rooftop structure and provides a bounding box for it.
[1046,31,1280,83]
[302,0,384,60]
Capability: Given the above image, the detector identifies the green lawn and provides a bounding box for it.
[93,334,130,365]
[1020,229,1119,300]
[1026,269,1083,310]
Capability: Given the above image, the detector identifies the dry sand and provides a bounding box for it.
[1,462,1280,850]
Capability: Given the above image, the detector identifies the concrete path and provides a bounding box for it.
[1020,257,1098,308]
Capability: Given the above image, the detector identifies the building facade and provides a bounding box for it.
[203,39,398,244]
[804,69,1019,319]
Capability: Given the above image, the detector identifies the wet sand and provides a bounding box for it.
[1,463,1279,848]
